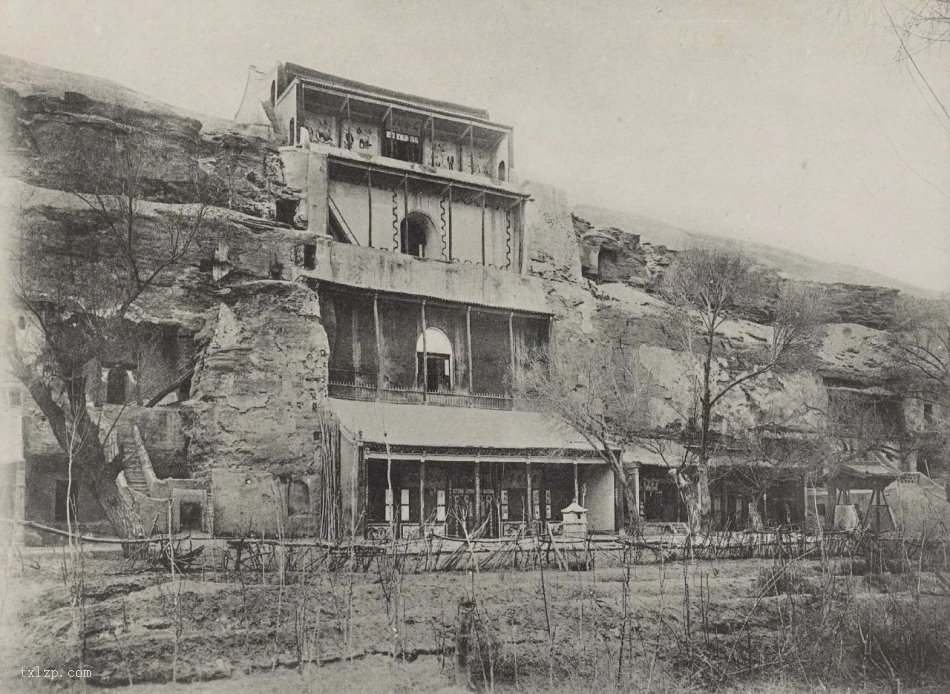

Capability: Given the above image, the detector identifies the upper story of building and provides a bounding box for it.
[271,63,514,183]
[235,63,531,275]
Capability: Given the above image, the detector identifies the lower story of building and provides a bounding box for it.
[361,456,614,540]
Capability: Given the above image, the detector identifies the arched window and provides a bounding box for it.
[270,80,277,105]
[497,160,506,181]
[399,212,440,259]
[416,327,453,392]
[288,117,296,146]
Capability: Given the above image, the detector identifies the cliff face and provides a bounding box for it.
[182,282,329,477]
[2,57,918,482]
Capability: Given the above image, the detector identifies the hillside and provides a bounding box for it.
[0,53,231,132]
[575,204,943,299]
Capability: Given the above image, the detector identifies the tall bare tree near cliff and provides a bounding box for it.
[6,125,212,537]
[515,326,654,530]
[890,296,950,472]
[660,246,828,530]
[891,297,950,407]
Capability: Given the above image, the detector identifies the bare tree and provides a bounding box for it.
[515,327,654,531]
[660,246,828,530]
[5,124,214,537]
[891,297,950,407]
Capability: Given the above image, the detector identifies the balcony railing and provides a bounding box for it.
[327,368,512,410]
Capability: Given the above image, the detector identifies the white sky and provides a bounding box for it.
[1,0,948,292]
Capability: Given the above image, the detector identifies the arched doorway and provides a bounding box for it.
[497,160,506,181]
[416,327,453,392]
[399,212,440,259]
[288,117,296,146]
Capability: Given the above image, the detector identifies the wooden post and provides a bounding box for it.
[421,300,428,402]
[429,117,435,166]
[367,168,373,247]
[469,125,475,174]
[383,107,393,157]
[480,192,486,265]
[633,465,641,521]
[475,457,481,525]
[518,199,525,273]
[573,461,579,503]
[507,129,514,173]
[373,293,383,395]
[420,456,426,526]
[403,176,409,248]
[508,311,516,388]
[526,459,533,529]
[466,306,474,396]
[448,185,454,260]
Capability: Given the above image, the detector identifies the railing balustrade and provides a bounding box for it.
[327,368,512,410]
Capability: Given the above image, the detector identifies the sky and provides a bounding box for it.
[1,0,948,292]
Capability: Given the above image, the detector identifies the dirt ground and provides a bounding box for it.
[1,546,947,693]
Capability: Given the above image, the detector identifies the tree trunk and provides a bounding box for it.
[619,473,640,533]
[90,470,144,539]
[21,369,144,538]
[748,494,764,531]
[685,466,712,534]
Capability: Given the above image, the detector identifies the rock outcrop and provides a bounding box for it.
[183,281,329,476]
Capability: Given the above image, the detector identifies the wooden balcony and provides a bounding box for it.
[327,369,512,410]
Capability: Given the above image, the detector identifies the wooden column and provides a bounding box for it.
[507,129,514,173]
[466,306,474,396]
[420,456,426,526]
[475,457,481,525]
[508,312,516,385]
[373,293,383,395]
[448,185,454,260]
[480,192,486,264]
[403,176,409,246]
[526,459,533,529]
[383,107,393,157]
[633,465,641,521]
[469,125,475,174]
[429,117,435,166]
[421,300,428,402]
[367,168,373,247]
[573,461,579,503]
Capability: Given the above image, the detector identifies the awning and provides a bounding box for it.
[329,398,599,462]
[622,441,687,469]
